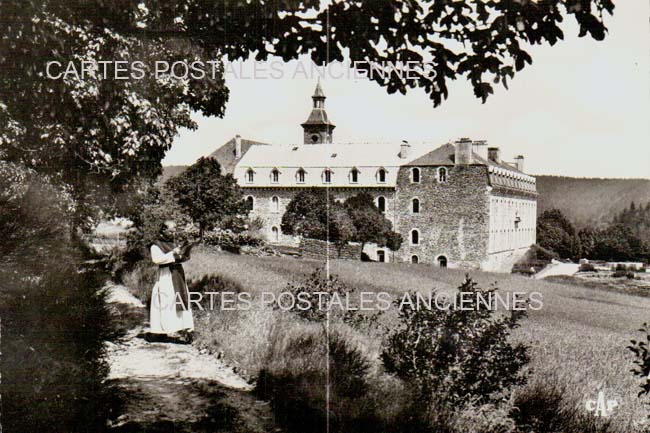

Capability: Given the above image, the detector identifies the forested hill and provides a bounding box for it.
[536,176,650,226]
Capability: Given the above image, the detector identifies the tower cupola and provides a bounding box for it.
[301,80,335,144]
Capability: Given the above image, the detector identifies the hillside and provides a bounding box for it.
[158,165,188,185]
[535,176,650,226]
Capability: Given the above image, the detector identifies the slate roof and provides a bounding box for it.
[209,137,270,174]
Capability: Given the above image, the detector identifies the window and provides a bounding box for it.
[514,215,521,229]
[271,226,279,242]
[271,196,279,212]
[437,167,448,183]
[410,229,420,245]
[311,134,319,143]
[245,169,254,183]
[246,196,254,211]
[377,250,385,263]
[437,255,448,268]
[377,196,386,213]
[377,168,386,183]
[296,168,306,183]
[323,169,332,184]
[412,198,420,213]
[411,255,419,264]
[271,168,279,183]
[350,168,359,183]
[411,167,420,183]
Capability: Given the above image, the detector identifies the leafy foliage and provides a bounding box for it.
[344,192,399,250]
[382,277,530,407]
[166,157,249,239]
[1,0,615,225]
[537,208,581,260]
[629,323,650,400]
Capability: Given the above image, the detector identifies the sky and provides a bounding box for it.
[163,1,650,179]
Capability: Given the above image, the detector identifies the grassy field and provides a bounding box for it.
[181,247,649,432]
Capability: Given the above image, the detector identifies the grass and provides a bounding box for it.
[157,246,650,431]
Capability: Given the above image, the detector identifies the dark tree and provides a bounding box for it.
[536,209,581,259]
[281,189,333,240]
[344,192,395,250]
[166,157,248,239]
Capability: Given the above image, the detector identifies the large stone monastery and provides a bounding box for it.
[209,82,537,272]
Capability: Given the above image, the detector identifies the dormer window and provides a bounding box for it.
[271,168,279,183]
[437,167,448,183]
[350,168,359,184]
[377,168,387,183]
[296,168,306,184]
[245,169,254,183]
[411,167,420,183]
[323,169,332,184]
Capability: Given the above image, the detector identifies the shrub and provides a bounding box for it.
[612,270,635,279]
[578,262,596,272]
[121,260,158,304]
[629,323,650,399]
[382,276,530,408]
[512,380,612,433]
[187,273,244,309]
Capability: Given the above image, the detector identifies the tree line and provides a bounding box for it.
[537,202,650,262]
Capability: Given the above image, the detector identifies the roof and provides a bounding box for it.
[301,108,335,127]
[233,141,436,187]
[209,137,270,174]
[313,81,325,98]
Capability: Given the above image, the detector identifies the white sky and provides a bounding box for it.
[164,1,650,179]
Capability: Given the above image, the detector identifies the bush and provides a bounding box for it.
[121,260,158,304]
[512,380,612,433]
[382,276,530,408]
[612,270,635,279]
[578,263,596,272]
[187,273,244,309]
[629,323,650,399]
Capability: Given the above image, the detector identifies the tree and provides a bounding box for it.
[1,0,614,225]
[166,157,248,240]
[281,189,333,240]
[536,209,581,259]
[344,192,395,250]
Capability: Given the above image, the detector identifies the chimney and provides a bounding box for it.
[488,147,501,163]
[514,155,524,172]
[235,134,242,159]
[454,137,473,165]
[472,140,488,160]
[399,140,411,159]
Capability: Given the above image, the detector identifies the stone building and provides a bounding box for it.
[209,83,537,272]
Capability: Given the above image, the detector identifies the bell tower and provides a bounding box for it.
[301,80,335,144]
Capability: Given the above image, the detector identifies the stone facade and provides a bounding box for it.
[394,165,490,268]
[300,238,362,260]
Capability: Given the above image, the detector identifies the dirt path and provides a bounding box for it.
[105,284,280,433]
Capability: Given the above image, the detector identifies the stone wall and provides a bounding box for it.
[393,164,491,268]
[299,237,362,260]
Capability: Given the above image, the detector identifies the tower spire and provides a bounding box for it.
[301,80,335,144]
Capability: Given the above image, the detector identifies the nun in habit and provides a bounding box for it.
[149,220,194,340]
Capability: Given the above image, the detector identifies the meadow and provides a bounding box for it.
[144,247,650,432]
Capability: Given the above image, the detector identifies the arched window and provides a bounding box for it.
[350,168,359,183]
[437,256,448,268]
[296,168,306,183]
[245,169,254,183]
[377,168,386,183]
[411,167,420,183]
[377,196,386,213]
[271,226,279,242]
[411,255,419,264]
[437,167,448,183]
[412,198,420,213]
[410,229,420,245]
[246,196,254,211]
[323,169,332,184]
[271,196,279,212]
[271,168,279,183]
[377,250,385,263]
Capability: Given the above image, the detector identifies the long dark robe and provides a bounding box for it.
[152,240,189,310]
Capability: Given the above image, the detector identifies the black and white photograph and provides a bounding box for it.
[1,1,649,432]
